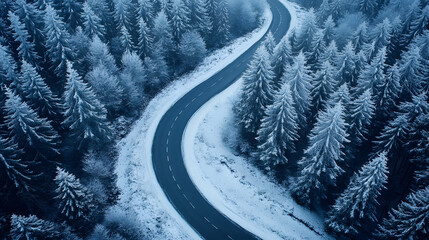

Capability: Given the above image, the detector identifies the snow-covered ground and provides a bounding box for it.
[111,6,274,240]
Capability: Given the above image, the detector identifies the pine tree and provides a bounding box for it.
[82,2,106,40]
[20,61,61,120]
[152,11,174,60]
[311,61,337,111]
[357,47,387,96]
[178,30,207,70]
[119,51,145,112]
[327,152,388,234]
[329,0,344,21]
[54,167,93,220]
[214,0,230,47]
[316,0,330,22]
[10,214,61,240]
[13,0,45,47]
[308,29,326,69]
[374,114,409,156]
[52,0,83,32]
[291,102,349,207]
[8,11,40,65]
[371,18,392,53]
[120,26,135,52]
[271,38,292,85]
[360,0,377,17]
[113,0,131,31]
[257,82,299,168]
[44,4,72,78]
[335,41,357,86]
[352,22,369,53]
[262,31,276,55]
[320,40,339,66]
[86,64,123,117]
[349,89,375,143]
[406,5,429,44]
[138,0,155,26]
[0,136,31,192]
[322,15,335,44]
[0,44,20,90]
[87,0,116,38]
[377,64,401,118]
[398,46,424,96]
[377,186,429,239]
[187,0,212,38]
[327,83,351,110]
[282,52,312,130]
[171,0,191,42]
[3,87,60,160]
[63,62,111,149]
[137,17,153,59]
[399,1,421,48]
[88,36,119,74]
[238,46,275,136]
[294,8,317,53]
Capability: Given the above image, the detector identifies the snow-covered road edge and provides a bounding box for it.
[112,8,273,240]
[181,1,332,239]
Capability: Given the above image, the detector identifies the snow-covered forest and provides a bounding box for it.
[0,0,266,238]
[237,0,429,239]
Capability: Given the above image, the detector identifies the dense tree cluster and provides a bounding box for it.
[0,0,265,238]
[237,0,429,239]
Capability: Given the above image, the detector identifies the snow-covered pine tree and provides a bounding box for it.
[282,52,312,130]
[88,36,119,74]
[213,0,230,47]
[0,136,31,192]
[374,114,409,156]
[319,40,339,66]
[152,11,174,60]
[0,44,20,91]
[87,0,116,38]
[349,89,375,143]
[119,51,145,113]
[20,60,61,121]
[399,1,421,48]
[371,18,393,53]
[86,64,123,117]
[10,214,61,240]
[271,38,292,86]
[44,4,72,79]
[316,0,330,22]
[376,64,401,118]
[63,62,111,149]
[113,0,131,32]
[120,26,135,52]
[8,11,40,65]
[262,31,276,55]
[178,30,207,70]
[359,0,377,17]
[329,0,344,21]
[238,46,275,136]
[326,83,351,110]
[3,87,60,160]
[13,0,45,48]
[377,186,429,239]
[294,8,317,53]
[82,2,106,40]
[54,167,93,220]
[171,0,191,43]
[398,46,424,96]
[351,22,369,53]
[335,41,357,87]
[403,5,429,47]
[51,0,83,32]
[291,102,349,207]
[138,0,155,26]
[137,17,153,59]
[257,82,299,168]
[186,0,212,38]
[311,61,337,112]
[357,47,387,96]
[307,29,326,69]
[322,15,335,44]
[327,152,388,234]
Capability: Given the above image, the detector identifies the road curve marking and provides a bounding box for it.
[204,217,211,223]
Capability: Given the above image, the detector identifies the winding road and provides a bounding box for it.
[152,1,291,239]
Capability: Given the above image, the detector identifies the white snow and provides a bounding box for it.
[112,6,274,240]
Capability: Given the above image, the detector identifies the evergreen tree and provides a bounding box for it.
[262,31,276,55]
[271,38,292,85]
[152,11,174,60]
[0,44,20,90]
[138,0,155,26]
[120,26,135,52]
[119,51,146,113]
[308,29,326,69]
[82,2,106,40]
[374,114,409,156]
[213,0,230,47]
[178,30,207,70]
[316,0,330,22]
[327,83,351,110]
[311,61,337,111]
[320,40,339,66]
[398,46,424,96]
[360,0,377,17]
[3,87,60,160]
[63,62,111,149]
[171,0,191,42]
[257,82,299,168]
[329,0,344,21]
[0,136,31,192]
[349,89,375,143]
[86,64,123,117]
[137,17,153,59]
[88,36,119,74]
[10,214,61,240]
[357,47,387,96]
[377,64,401,118]
[282,52,312,129]
[54,167,93,220]
[87,0,116,38]
[377,186,429,239]
[327,152,388,234]
[335,41,357,86]
[44,4,72,79]
[295,8,317,53]
[399,1,421,48]
[13,0,45,47]
[405,5,429,45]
[8,11,40,65]
[52,0,83,32]
[187,0,212,38]
[322,15,335,44]
[371,18,392,53]
[291,103,349,207]
[238,46,275,136]
[19,61,61,120]
[113,0,131,31]
[351,22,369,53]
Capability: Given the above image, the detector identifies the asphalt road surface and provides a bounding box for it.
[152,1,291,239]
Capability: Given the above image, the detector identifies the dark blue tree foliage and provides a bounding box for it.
[0,0,266,238]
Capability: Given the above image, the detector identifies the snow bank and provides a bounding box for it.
[112,8,273,240]
[181,1,333,240]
